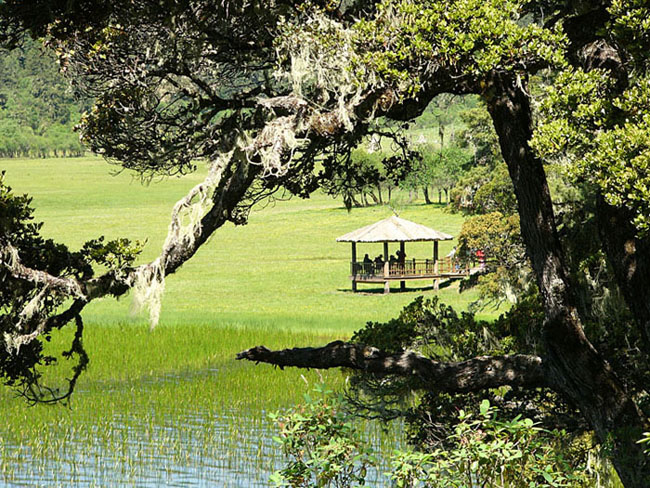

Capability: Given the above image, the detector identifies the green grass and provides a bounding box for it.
[0,156,497,485]
[3,156,493,332]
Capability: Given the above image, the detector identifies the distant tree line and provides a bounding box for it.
[322,94,508,210]
[0,38,87,158]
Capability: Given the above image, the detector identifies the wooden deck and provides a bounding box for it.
[349,257,473,292]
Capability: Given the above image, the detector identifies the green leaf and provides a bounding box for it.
[480,399,491,416]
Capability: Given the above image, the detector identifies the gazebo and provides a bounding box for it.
[336,216,465,293]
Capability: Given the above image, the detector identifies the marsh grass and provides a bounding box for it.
[1,157,501,485]
[1,323,348,486]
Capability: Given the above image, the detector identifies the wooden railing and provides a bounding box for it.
[351,257,469,278]
[351,261,384,277]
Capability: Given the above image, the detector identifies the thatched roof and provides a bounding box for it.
[336,216,453,243]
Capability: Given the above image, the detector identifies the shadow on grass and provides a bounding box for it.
[337,278,456,295]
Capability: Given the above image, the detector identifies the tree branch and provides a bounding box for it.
[236,341,548,393]
[1,244,85,299]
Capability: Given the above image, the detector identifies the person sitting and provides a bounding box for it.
[445,246,459,271]
[446,246,457,259]
[396,249,406,264]
[362,253,372,275]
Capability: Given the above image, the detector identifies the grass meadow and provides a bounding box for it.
[0,157,495,486]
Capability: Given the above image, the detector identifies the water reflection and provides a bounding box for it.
[5,412,289,486]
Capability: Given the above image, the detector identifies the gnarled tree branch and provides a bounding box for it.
[236,341,548,393]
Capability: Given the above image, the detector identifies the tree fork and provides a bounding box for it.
[485,73,649,486]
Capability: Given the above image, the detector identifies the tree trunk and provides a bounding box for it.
[437,189,442,204]
[423,186,431,204]
[486,73,649,487]
[377,184,383,204]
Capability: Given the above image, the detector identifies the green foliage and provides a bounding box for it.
[457,211,530,305]
[269,384,376,487]
[0,38,86,157]
[638,432,650,456]
[451,163,516,215]
[81,236,144,273]
[0,171,80,389]
[319,148,389,209]
[352,296,442,354]
[450,102,516,216]
[353,0,566,99]
[271,387,591,487]
[0,171,142,398]
[390,400,591,487]
[347,296,572,457]
[609,0,650,63]
[457,104,501,167]
[406,143,471,201]
[472,164,516,215]
[532,21,650,235]
[412,94,477,132]
[352,295,538,366]
[350,294,526,360]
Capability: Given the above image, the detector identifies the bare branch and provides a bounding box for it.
[236,341,548,393]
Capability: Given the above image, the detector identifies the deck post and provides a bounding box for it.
[383,241,390,294]
[433,241,439,291]
[399,242,406,291]
[351,242,357,292]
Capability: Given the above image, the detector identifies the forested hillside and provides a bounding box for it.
[0,39,86,158]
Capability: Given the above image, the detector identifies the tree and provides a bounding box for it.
[407,95,475,204]
[450,100,518,214]
[457,212,530,306]
[2,1,650,485]
[404,143,469,204]
[319,145,410,208]
[430,145,470,203]
[233,3,650,484]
